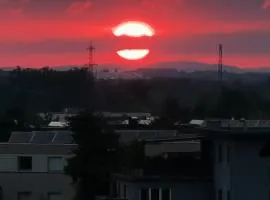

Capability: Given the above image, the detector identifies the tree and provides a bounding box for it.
[160,96,181,125]
[214,86,263,119]
[5,107,27,129]
[65,112,121,200]
[120,141,145,170]
[0,120,16,142]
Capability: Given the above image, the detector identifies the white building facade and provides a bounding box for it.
[0,131,76,200]
[208,129,270,200]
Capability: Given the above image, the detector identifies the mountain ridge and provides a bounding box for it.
[1,61,269,73]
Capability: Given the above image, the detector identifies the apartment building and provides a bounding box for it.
[203,127,270,200]
[111,133,212,200]
[112,120,270,200]
[0,131,76,200]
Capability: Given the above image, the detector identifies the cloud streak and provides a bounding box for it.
[66,0,92,15]
[263,0,270,8]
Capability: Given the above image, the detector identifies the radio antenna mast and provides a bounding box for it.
[86,42,97,78]
[218,44,223,82]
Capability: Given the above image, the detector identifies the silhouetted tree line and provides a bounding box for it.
[0,67,269,137]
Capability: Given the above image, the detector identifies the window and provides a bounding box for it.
[141,188,171,200]
[117,184,120,196]
[140,189,149,200]
[18,157,32,171]
[227,145,231,163]
[151,189,159,200]
[218,145,223,163]
[218,189,222,200]
[63,159,68,167]
[123,185,127,198]
[48,157,63,172]
[48,193,62,200]
[17,192,31,200]
[162,189,170,200]
[0,187,3,200]
[227,190,231,200]
[112,182,117,197]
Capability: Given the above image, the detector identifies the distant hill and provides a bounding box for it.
[2,61,270,80]
[140,61,244,73]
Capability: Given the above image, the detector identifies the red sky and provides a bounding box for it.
[0,0,270,68]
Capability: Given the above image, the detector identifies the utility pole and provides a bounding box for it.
[218,44,223,82]
[86,42,97,78]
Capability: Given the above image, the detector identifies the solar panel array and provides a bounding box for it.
[8,131,74,144]
[31,132,55,144]
[116,130,178,143]
[9,132,33,143]
[53,132,74,144]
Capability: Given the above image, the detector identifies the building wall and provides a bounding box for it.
[214,139,270,200]
[116,179,212,200]
[213,139,232,200]
[0,173,74,200]
[0,154,69,172]
[0,149,75,200]
[0,144,76,155]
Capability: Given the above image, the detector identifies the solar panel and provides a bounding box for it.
[30,131,55,144]
[9,132,33,143]
[52,132,74,144]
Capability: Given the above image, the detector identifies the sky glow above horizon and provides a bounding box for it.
[0,0,270,68]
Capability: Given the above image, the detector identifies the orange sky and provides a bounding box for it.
[0,0,270,68]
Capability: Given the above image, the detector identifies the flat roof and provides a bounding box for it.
[113,173,211,183]
[143,134,203,143]
[199,127,270,139]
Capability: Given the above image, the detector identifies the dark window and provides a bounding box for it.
[227,190,230,200]
[112,183,117,197]
[162,189,170,200]
[140,189,149,200]
[48,157,63,172]
[218,145,223,163]
[117,184,120,196]
[151,189,159,200]
[17,192,31,200]
[18,157,32,171]
[218,189,222,200]
[0,187,3,200]
[260,140,270,157]
[123,185,126,198]
[227,145,230,163]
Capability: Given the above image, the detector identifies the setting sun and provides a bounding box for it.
[113,21,155,37]
[116,49,150,60]
[113,21,154,61]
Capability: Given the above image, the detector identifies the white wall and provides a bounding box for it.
[0,154,69,172]
[213,139,232,200]
[0,173,74,200]
[214,139,270,200]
